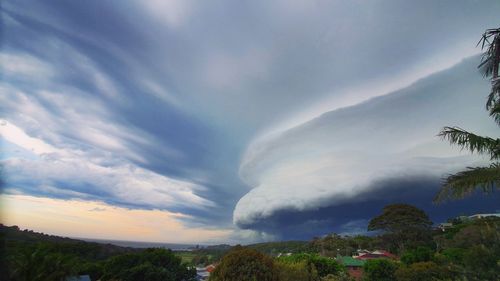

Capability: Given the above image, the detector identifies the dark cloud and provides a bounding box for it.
[237,176,500,240]
[2,0,500,241]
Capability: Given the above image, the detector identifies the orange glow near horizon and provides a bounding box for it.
[1,194,231,244]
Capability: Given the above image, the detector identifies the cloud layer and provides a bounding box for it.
[2,1,500,242]
[235,56,499,231]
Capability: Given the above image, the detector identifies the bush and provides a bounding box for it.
[362,259,398,281]
[462,245,499,280]
[101,248,196,281]
[274,260,318,281]
[277,253,344,277]
[321,272,354,281]
[209,246,277,281]
[400,246,433,265]
[394,261,452,281]
[440,247,466,264]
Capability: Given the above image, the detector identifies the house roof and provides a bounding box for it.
[206,264,216,273]
[356,250,397,260]
[372,250,397,258]
[469,213,500,219]
[337,256,366,267]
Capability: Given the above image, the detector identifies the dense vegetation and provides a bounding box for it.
[200,205,500,281]
[1,225,196,281]
[2,202,499,281]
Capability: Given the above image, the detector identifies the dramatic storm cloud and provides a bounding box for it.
[1,0,500,242]
[235,57,500,236]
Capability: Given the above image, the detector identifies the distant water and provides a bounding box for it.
[79,238,200,251]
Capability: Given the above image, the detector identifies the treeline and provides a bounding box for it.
[2,204,499,281]
[1,225,196,281]
[205,204,500,281]
[208,247,348,281]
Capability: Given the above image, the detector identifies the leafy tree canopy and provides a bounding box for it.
[209,246,277,281]
[368,204,432,233]
[100,248,196,281]
[362,259,399,281]
[276,253,344,277]
[394,261,453,281]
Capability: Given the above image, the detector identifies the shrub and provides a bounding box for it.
[274,260,318,281]
[362,259,398,281]
[101,248,196,281]
[277,253,344,277]
[400,246,433,265]
[209,246,277,281]
[394,261,452,281]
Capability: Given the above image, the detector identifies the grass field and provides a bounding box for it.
[176,251,197,264]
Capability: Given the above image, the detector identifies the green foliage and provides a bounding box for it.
[320,272,354,281]
[435,162,500,202]
[435,217,500,249]
[400,247,433,265]
[191,254,211,266]
[362,259,399,281]
[432,217,500,280]
[440,248,465,264]
[368,204,433,253]
[190,244,230,263]
[78,262,104,281]
[8,244,79,281]
[438,127,500,160]
[209,246,277,281]
[274,260,319,281]
[276,253,344,277]
[478,28,500,124]
[462,245,499,280]
[394,261,452,281]
[248,241,311,256]
[309,234,379,257]
[368,204,432,233]
[100,248,196,281]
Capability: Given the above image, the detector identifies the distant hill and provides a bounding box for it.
[1,224,139,260]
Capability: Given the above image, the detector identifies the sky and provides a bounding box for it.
[1,0,500,244]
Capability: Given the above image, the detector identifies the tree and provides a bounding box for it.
[208,246,277,281]
[462,245,499,280]
[435,27,500,202]
[100,248,196,281]
[368,204,433,253]
[394,261,453,281]
[8,244,79,281]
[362,259,398,281]
[274,260,319,281]
[400,246,433,266]
[276,253,345,278]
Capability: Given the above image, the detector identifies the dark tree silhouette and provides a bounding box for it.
[368,204,433,253]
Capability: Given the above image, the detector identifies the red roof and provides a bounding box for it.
[206,265,216,273]
[356,250,397,260]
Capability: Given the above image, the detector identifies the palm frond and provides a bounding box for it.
[434,163,500,203]
[478,28,500,78]
[488,98,500,125]
[438,127,500,160]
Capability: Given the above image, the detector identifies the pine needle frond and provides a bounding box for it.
[489,99,500,125]
[478,28,500,78]
[438,127,500,160]
[434,163,500,203]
